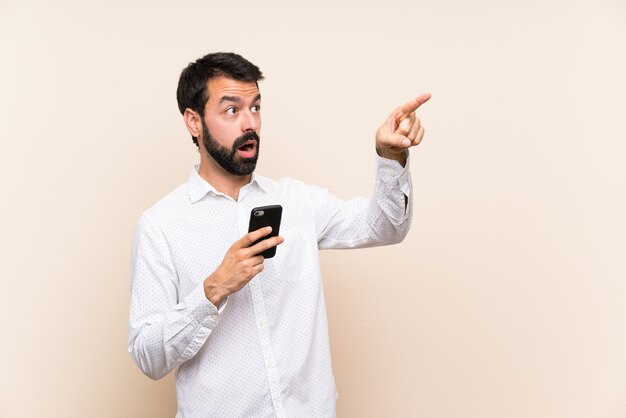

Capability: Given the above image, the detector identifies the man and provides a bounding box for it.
[128,52,429,417]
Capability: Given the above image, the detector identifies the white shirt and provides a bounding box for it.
[128,155,413,418]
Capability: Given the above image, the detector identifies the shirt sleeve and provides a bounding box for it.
[315,154,413,249]
[127,213,224,380]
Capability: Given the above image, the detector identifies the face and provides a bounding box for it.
[199,78,262,176]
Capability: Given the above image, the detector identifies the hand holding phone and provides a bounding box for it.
[203,222,283,306]
[248,205,283,258]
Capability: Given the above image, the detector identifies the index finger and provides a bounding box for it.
[238,226,273,248]
[395,93,431,117]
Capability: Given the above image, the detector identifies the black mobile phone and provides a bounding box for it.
[248,205,283,258]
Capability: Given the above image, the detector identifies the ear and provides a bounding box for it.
[184,108,202,138]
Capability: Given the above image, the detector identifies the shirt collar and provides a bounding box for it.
[187,165,270,203]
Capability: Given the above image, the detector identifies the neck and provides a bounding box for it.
[198,155,251,201]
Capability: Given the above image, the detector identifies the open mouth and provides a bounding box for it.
[237,139,257,159]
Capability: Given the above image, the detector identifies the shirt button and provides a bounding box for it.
[259,321,265,328]
[210,314,219,321]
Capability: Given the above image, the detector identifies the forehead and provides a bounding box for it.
[206,77,260,104]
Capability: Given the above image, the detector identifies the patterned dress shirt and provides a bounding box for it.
[128,155,413,417]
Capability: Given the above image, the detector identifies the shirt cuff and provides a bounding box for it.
[375,153,411,195]
[183,283,223,329]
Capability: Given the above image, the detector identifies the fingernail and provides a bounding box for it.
[402,139,411,147]
[266,226,272,232]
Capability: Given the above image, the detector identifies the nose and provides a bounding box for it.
[241,108,260,133]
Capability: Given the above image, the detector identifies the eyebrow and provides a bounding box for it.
[219,93,262,105]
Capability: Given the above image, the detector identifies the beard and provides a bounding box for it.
[201,122,260,176]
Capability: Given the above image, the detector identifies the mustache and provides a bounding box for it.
[232,131,260,150]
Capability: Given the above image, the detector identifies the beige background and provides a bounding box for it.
[1,0,625,417]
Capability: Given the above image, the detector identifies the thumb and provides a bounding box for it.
[381,133,411,149]
[396,117,412,136]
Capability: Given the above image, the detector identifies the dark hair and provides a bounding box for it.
[176,52,264,146]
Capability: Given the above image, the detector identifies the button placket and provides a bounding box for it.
[249,280,285,417]
[238,202,285,417]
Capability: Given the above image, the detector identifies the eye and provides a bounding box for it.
[251,104,261,113]
[225,107,237,115]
